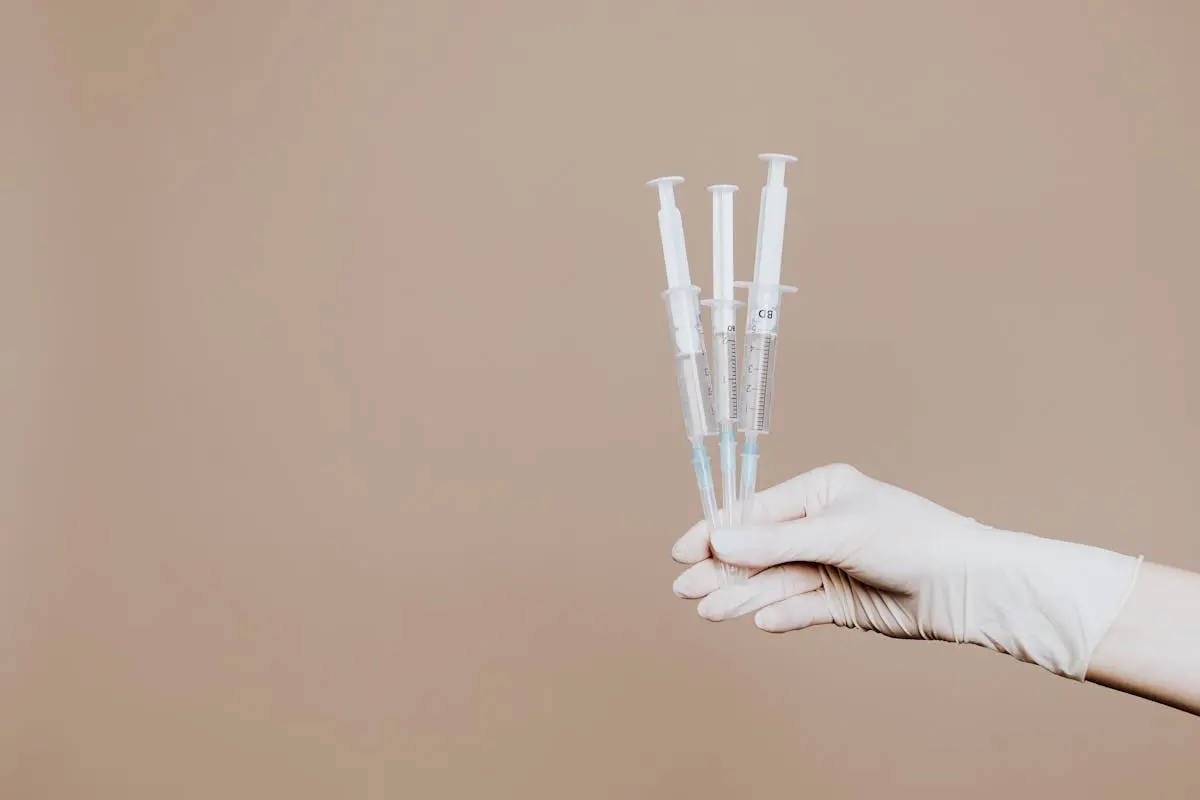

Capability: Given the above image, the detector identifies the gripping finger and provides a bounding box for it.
[672,559,723,599]
[711,512,858,569]
[671,518,711,564]
[746,463,860,524]
[696,563,822,622]
[754,590,835,633]
[675,464,862,565]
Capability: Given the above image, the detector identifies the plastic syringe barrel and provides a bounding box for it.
[736,281,794,526]
[737,281,795,435]
[662,286,719,542]
[663,285,717,442]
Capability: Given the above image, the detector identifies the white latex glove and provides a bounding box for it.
[672,464,1143,680]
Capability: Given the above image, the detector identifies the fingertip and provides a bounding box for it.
[755,593,834,633]
[754,608,787,633]
[672,519,711,564]
[673,560,720,599]
[696,597,722,622]
[670,543,690,564]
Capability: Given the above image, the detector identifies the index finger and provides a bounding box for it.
[670,481,811,564]
[672,464,858,564]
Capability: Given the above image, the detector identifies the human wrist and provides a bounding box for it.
[1085,561,1200,713]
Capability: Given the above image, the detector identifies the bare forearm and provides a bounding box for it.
[1086,561,1200,715]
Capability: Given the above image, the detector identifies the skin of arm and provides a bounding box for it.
[1087,561,1200,715]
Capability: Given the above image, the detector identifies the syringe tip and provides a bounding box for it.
[707,184,739,193]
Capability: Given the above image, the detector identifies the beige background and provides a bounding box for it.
[4,1,1200,797]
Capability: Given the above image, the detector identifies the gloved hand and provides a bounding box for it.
[672,463,1143,681]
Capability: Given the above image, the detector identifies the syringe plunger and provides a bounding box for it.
[648,176,690,289]
[708,185,737,302]
[753,154,796,287]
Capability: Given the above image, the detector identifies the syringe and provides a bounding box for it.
[737,154,798,524]
[702,185,745,584]
[648,176,720,540]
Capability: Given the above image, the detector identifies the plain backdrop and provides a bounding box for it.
[3,1,1199,797]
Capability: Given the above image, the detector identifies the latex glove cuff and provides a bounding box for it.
[965,529,1143,680]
